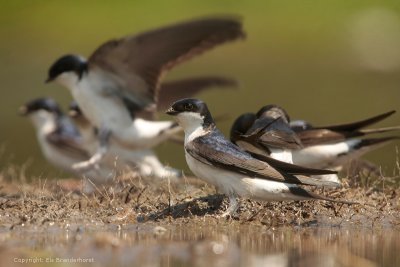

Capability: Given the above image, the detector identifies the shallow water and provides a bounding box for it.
[0,222,399,267]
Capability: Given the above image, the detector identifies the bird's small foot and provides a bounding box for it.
[72,160,96,171]
[72,157,101,171]
[219,210,240,219]
[220,210,234,218]
[219,197,239,218]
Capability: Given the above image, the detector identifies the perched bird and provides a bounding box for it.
[231,107,400,173]
[19,98,115,185]
[45,16,245,170]
[166,98,351,216]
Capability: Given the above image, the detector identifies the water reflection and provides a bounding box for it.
[0,223,398,267]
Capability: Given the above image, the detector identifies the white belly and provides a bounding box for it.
[292,140,357,168]
[37,135,80,173]
[270,149,293,163]
[72,80,132,130]
[185,151,308,201]
[72,78,178,149]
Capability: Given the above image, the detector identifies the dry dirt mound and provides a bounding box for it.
[0,172,398,228]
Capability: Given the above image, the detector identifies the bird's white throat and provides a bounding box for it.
[29,111,57,135]
[176,112,207,143]
[55,71,80,89]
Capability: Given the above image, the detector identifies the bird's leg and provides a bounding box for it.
[72,127,112,171]
[220,195,239,218]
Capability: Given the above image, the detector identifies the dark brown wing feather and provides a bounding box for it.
[313,110,395,131]
[297,129,348,146]
[244,117,302,149]
[298,126,400,146]
[248,153,338,176]
[89,16,245,110]
[295,110,397,146]
[135,76,237,120]
[157,76,237,111]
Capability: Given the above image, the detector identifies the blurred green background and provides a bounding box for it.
[1,1,400,178]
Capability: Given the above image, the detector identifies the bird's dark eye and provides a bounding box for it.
[184,103,194,111]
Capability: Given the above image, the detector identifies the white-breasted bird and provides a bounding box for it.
[166,98,352,216]
[19,98,115,185]
[231,106,400,176]
[45,16,245,170]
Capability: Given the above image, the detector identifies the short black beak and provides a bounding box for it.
[166,107,178,115]
[18,106,28,116]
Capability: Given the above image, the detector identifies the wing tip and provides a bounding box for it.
[289,187,359,205]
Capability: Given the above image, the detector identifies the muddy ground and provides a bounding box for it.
[0,166,399,267]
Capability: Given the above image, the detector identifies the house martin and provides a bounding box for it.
[45,16,245,170]
[166,98,353,216]
[19,98,115,186]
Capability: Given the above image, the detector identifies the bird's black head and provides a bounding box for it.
[256,104,290,123]
[166,98,214,128]
[19,98,62,116]
[46,54,88,83]
[230,113,256,142]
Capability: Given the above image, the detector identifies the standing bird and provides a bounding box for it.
[45,16,245,171]
[231,107,400,173]
[166,98,351,216]
[19,98,115,185]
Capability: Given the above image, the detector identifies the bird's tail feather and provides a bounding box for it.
[351,136,399,151]
[288,187,358,205]
[314,110,396,131]
[358,127,400,135]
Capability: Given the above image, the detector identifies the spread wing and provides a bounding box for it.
[136,76,238,120]
[157,76,237,111]
[244,117,302,149]
[88,16,245,112]
[186,130,337,187]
